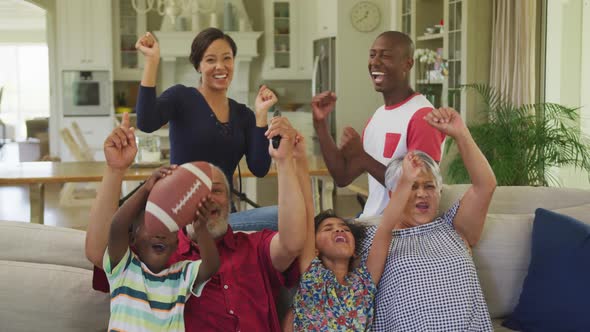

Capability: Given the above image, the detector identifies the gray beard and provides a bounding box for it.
[186,216,228,242]
[206,216,229,239]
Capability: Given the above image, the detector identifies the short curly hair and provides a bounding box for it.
[189,27,237,72]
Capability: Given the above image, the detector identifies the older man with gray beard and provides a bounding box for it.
[86,113,307,332]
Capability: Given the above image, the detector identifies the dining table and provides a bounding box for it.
[0,156,333,224]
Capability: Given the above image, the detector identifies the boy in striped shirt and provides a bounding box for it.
[103,167,220,332]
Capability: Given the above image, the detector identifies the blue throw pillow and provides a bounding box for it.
[503,208,590,331]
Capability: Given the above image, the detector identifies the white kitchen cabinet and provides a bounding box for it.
[262,0,315,80]
[57,0,112,70]
[315,0,337,39]
[112,0,147,81]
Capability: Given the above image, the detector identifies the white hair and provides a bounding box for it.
[209,163,232,214]
[384,150,442,191]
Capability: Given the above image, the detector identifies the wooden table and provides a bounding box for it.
[0,157,333,224]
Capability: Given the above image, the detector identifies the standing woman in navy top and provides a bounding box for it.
[135,28,279,229]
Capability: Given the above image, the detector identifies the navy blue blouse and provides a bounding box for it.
[136,85,271,187]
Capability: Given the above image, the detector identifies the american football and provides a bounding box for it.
[145,161,213,233]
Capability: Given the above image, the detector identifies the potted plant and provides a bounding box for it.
[414,48,446,107]
[444,84,590,186]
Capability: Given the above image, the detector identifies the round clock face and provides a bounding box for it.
[350,1,381,32]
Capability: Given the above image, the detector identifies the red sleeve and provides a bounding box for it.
[92,265,110,293]
[407,107,446,161]
[257,230,300,289]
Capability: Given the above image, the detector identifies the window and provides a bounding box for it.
[0,44,49,141]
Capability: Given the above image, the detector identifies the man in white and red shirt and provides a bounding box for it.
[313,31,445,218]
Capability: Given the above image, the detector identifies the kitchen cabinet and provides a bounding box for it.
[315,0,337,39]
[262,0,315,80]
[443,0,492,123]
[56,0,112,70]
[399,0,445,108]
[398,0,491,123]
[112,0,147,81]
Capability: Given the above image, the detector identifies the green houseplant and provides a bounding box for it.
[445,84,590,186]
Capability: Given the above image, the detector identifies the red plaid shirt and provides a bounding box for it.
[93,226,299,332]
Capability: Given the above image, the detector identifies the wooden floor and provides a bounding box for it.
[0,184,362,230]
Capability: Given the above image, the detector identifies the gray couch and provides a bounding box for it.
[0,221,109,332]
[1,185,589,331]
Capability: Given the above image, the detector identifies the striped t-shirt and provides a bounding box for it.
[103,248,205,332]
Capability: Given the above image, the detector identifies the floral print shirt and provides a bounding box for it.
[292,257,377,331]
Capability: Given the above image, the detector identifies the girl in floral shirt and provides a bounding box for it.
[284,148,425,331]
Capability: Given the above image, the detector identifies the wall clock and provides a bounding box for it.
[350,1,381,32]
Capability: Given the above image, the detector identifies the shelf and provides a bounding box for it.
[115,112,136,117]
[417,33,444,41]
[417,80,444,85]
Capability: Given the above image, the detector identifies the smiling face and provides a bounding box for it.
[315,217,356,261]
[132,212,178,273]
[368,32,414,94]
[198,38,234,92]
[205,167,230,239]
[401,170,442,227]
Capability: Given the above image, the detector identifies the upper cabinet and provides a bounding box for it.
[262,0,315,80]
[315,0,337,39]
[112,0,147,81]
[56,0,112,70]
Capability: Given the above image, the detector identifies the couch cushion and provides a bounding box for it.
[553,203,590,222]
[0,260,110,332]
[439,185,590,215]
[0,221,92,270]
[472,214,533,318]
[503,209,590,331]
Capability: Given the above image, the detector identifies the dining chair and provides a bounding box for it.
[59,122,97,206]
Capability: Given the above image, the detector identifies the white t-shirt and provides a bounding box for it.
[360,93,445,218]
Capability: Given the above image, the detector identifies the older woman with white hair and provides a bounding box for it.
[360,107,497,331]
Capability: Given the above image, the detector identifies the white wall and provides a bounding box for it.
[0,31,46,43]
[336,0,391,138]
[545,0,590,189]
[25,0,58,156]
[332,0,391,193]
[582,0,590,135]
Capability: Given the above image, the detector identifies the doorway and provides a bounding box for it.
[0,0,49,161]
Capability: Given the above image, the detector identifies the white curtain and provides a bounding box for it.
[489,0,536,106]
